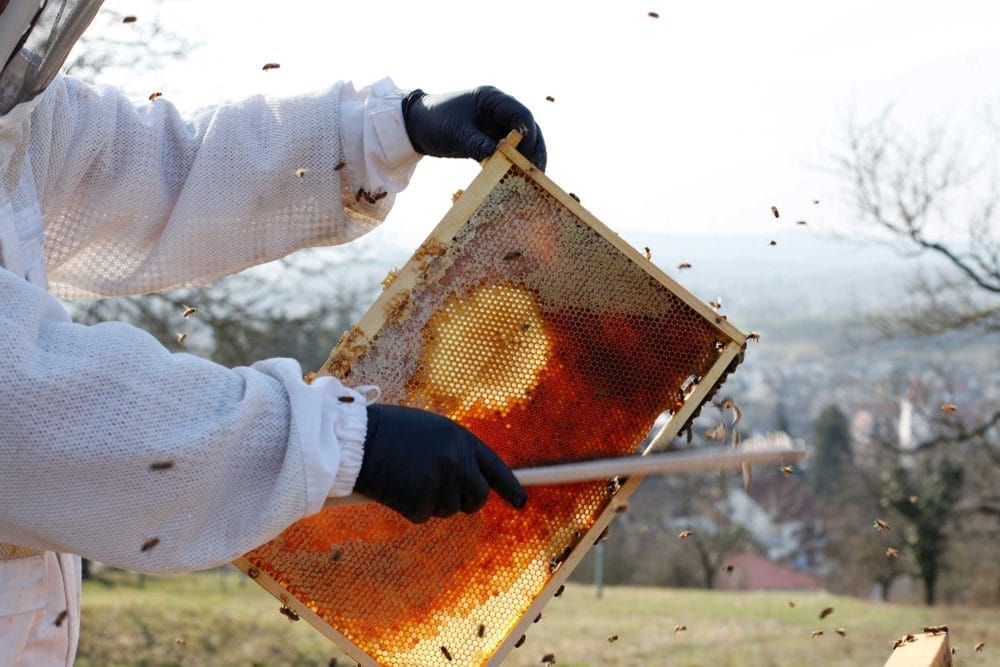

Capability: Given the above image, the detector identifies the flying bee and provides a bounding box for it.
[176,332,186,345]
[819,607,834,619]
[140,537,160,553]
[440,646,453,661]
[708,297,722,310]
[975,642,985,652]
[175,638,186,645]
[781,465,794,478]
[545,95,555,102]
[644,247,652,260]
[594,526,610,544]
[725,564,735,575]
[607,635,619,643]
[886,547,899,559]
[541,654,556,664]
[334,161,346,171]
[182,305,197,319]
[149,461,174,471]
[515,635,527,648]
[54,610,68,628]
[677,262,692,270]
[835,628,846,637]
[673,624,687,633]
[796,220,808,226]
[812,199,820,205]
[747,331,761,341]
[148,91,162,101]
[554,584,565,597]
[788,601,796,608]
[769,239,778,246]
[771,206,780,218]
[122,15,137,23]
[812,630,824,638]
[909,496,919,504]
[295,167,307,178]
[678,529,693,540]
[873,518,891,533]
[941,403,957,414]
[262,63,281,71]
[648,11,660,18]
[614,502,629,515]
[923,625,948,635]
[704,423,726,441]
[278,605,300,622]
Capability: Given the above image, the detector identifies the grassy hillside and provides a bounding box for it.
[77,571,996,666]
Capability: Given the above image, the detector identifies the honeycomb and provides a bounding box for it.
[242,157,739,666]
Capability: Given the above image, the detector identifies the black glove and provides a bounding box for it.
[401,86,547,171]
[354,404,528,524]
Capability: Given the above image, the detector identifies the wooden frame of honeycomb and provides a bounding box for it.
[233,132,748,666]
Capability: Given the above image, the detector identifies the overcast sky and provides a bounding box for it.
[84,1,1000,251]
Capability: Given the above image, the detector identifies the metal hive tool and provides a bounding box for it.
[234,133,751,666]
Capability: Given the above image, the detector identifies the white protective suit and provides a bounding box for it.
[0,71,420,665]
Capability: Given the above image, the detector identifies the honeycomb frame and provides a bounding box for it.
[233,133,748,666]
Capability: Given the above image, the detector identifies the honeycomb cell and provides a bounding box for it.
[243,162,738,666]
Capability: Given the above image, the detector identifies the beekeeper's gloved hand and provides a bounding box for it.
[354,404,528,524]
[401,86,547,171]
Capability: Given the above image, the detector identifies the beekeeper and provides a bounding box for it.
[0,1,547,664]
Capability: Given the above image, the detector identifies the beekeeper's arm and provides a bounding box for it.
[31,76,545,299]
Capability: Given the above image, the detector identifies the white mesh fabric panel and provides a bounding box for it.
[20,74,390,298]
[0,268,370,572]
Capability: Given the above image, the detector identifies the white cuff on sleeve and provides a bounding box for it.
[339,77,422,207]
[258,359,369,516]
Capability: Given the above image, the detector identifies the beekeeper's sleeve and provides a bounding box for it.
[25,74,420,299]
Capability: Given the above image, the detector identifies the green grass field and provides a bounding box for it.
[78,571,997,666]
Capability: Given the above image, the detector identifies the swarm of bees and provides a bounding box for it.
[873,518,891,533]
